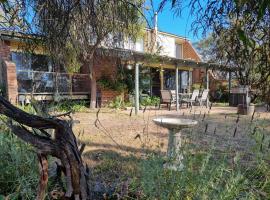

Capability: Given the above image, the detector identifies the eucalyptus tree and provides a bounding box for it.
[0,0,146,108]
[0,0,147,199]
[33,0,145,108]
[158,0,270,100]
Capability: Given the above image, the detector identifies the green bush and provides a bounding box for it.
[0,127,39,199]
[192,83,203,90]
[211,82,229,103]
[55,100,88,112]
[108,96,126,109]
[140,96,160,106]
[97,76,127,92]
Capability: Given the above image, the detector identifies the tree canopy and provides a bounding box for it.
[160,0,270,100]
[0,0,147,107]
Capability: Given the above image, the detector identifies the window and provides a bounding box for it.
[180,71,189,91]
[164,69,176,89]
[31,54,50,71]
[11,52,31,71]
[11,52,50,72]
[11,52,54,93]
[175,43,183,58]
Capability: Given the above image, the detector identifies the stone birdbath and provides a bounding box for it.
[153,116,198,170]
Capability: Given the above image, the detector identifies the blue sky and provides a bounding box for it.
[145,0,203,42]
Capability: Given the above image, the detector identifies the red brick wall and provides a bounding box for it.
[80,55,120,106]
[99,90,124,106]
[182,40,204,84]
[80,56,118,79]
[0,40,18,103]
[0,40,11,61]
[183,40,201,61]
[95,57,121,106]
[0,60,18,104]
[5,61,18,103]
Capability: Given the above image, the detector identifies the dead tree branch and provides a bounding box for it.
[0,96,89,199]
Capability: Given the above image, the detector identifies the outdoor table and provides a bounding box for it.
[153,116,198,170]
[178,93,192,107]
[178,93,192,100]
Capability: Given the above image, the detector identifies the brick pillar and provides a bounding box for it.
[0,60,18,104]
[0,39,18,104]
[0,40,11,61]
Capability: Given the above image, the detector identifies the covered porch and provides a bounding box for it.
[111,49,235,115]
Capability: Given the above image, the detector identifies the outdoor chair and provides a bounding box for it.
[169,90,177,102]
[159,90,175,110]
[198,89,209,107]
[180,89,199,108]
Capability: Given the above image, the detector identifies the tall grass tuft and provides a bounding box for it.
[130,111,270,199]
[0,126,39,199]
[135,146,269,199]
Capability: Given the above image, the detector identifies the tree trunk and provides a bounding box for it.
[36,154,48,200]
[88,57,96,109]
[90,74,97,109]
[0,96,89,199]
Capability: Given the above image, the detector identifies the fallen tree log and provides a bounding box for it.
[0,96,89,200]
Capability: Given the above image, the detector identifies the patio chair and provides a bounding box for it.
[169,90,177,102]
[180,89,200,108]
[198,89,209,107]
[159,90,175,110]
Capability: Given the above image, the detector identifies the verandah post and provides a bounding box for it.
[135,63,140,115]
[228,71,232,105]
[176,65,179,111]
[206,69,209,107]
[206,69,209,90]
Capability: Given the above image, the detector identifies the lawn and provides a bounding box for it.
[71,106,270,199]
[1,104,269,199]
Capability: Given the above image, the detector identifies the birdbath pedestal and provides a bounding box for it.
[153,117,198,170]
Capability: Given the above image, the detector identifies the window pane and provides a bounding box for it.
[17,71,33,93]
[181,71,189,91]
[175,44,182,58]
[31,54,49,71]
[164,69,175,90]
[11,52,31,71]
[33,72,54,93]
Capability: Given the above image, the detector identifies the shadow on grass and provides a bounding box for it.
[82,149,148,199]
[78,139,163,155]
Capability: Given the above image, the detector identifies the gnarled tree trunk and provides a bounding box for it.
[0,96,89,200]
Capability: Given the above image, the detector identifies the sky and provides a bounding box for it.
[145,0,203,42]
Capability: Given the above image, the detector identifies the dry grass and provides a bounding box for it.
[71,105,270,191]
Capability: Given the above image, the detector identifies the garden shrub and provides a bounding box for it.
[55,100,88,112]
[0,126,39,199]
[140,96,160,106]
[192,83,203,90]
[108,96,125,109]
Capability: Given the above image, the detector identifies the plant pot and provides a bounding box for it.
[237,104,255,115]
[248,104,255,115]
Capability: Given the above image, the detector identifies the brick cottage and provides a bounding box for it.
[0,29,207,106]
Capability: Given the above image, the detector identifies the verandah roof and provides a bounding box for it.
[96,47,240,72]
[1,30,238,72]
